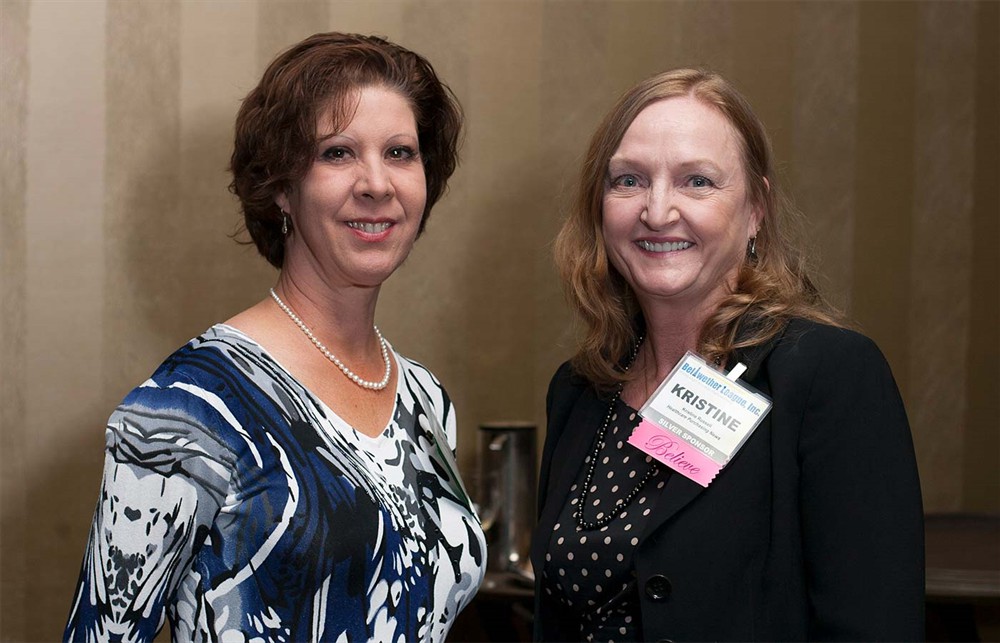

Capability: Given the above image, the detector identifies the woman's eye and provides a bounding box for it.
[387,146,417,160]
[322,147,350,161]
[688,175,715,188]
[613,174,640,188]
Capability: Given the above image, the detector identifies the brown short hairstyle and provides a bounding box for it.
[230,32,463,268]
[555,68,842,390]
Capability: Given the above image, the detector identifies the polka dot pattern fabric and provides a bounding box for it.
[541,398,669,642]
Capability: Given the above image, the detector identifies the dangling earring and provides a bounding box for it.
[281,210,290,236]
[747,236,758,262]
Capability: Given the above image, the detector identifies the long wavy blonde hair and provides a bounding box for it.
[555,68,843,391]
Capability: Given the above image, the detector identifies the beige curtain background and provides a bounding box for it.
[1,0,997,636]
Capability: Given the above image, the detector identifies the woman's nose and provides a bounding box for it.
[354,161,394,201]
[640,183,679,228]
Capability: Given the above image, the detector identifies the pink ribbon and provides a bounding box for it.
[628,419,722,487]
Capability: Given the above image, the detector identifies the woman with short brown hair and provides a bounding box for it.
[65,33,483,642]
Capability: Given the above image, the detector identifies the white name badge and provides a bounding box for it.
[629,352,771,487]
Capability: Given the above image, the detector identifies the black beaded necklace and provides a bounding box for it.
[574,336,660,532]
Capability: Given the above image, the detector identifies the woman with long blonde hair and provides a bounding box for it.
[531,68,923,641]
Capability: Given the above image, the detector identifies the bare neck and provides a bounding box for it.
[623,301,712,408]
[272,272,382,360]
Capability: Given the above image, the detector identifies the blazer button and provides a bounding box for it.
[644,574,672,601]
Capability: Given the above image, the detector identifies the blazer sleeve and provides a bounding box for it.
[537,360,580,516]
[792,328,924,641]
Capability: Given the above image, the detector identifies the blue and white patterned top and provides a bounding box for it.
[65,324,485,642]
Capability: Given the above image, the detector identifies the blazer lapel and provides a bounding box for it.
[641,464,706,539]
[536,387,612,533]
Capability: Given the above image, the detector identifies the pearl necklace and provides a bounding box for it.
[269,288,392,391]
[575,335,660,531]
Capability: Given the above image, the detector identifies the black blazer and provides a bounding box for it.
[531,319,924,642]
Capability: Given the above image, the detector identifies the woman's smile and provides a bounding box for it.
[636,239,694,253]
[346,220,394,236]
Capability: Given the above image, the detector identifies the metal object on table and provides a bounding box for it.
[477,422,537,581]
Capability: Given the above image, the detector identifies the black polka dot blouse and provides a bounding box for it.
[541,398,670,642]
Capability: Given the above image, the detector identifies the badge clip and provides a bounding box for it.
[726,362,747,381]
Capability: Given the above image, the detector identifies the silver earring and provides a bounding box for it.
[281,210,290,236]
[747,236,758,262]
